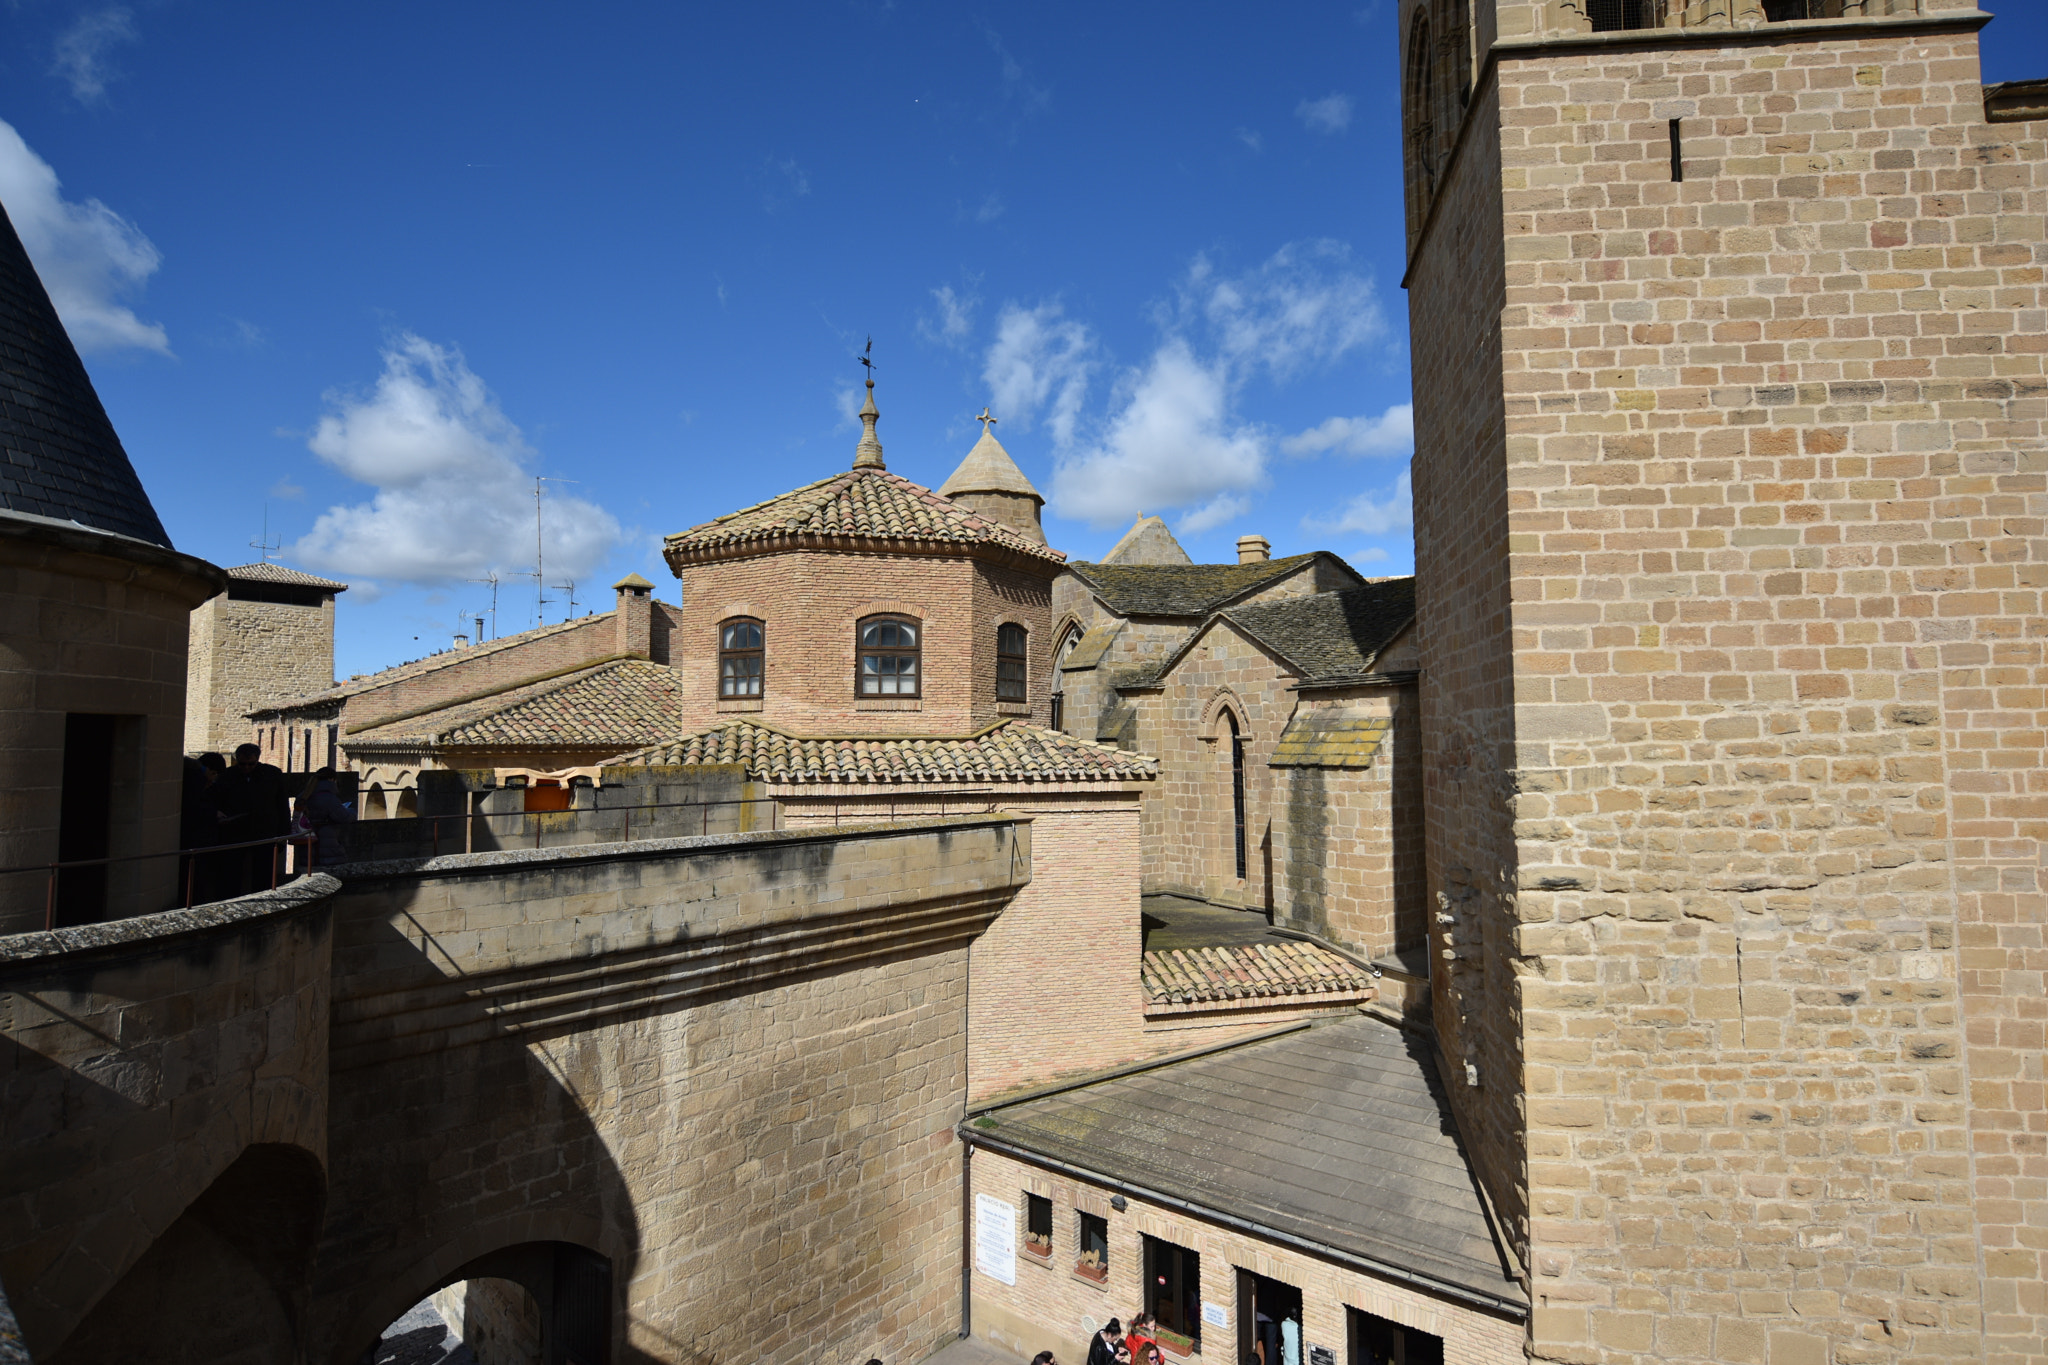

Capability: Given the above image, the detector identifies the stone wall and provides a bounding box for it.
[963,1144,1525,1365]
[311,816,1032,1365]
[674,549,1057,736]
[0,876,337,1360]
[184,591,336,756]
[0,516,227,934]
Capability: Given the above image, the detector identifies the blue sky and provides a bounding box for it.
[3,3,2042,679]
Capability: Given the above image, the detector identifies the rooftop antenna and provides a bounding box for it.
[531,476,579,626]
[250,505,283,563]
[466,572,500,640]
[553,579,579,618]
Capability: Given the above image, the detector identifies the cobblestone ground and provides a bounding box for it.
[370,1298,476,1365]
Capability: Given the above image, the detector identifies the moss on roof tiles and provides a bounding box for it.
[1065,553,1333,617]
[1269,711,1392,769]
[1221,579,1415,683]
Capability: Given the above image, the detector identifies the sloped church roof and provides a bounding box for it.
[0,200,171,546]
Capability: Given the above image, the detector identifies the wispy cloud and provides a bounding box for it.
[1295,93,1353,134]
[268,478,305,502]
[988,241,1386,532]
[1303,467,1413,537]
[921,284,979,348]
[974,192,1005,223]
[983,301,1094,450]
[0,118,168,353]
[52,8,137,105]
[1281,403,1413,458]
[1235,128,1263,153]
[985,28,1050,114]
[291,335,620,590]
[759,156,810,212]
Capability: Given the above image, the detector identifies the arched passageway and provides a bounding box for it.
[364,1242,610,1365]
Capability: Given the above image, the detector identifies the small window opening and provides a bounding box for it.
[1049,628,1081,732]
[720,618,764,698]
[1024,1193,1052,1259]
[1669,118,1683,182]
[1076,1211,1109,1281]
[1348,1306,1443,1365]
[56,713,119,925]
[1143,1235,1201,1351]
[1764,0,1845,18]
[858,616,920,697]
[997,623,1028,702]
[1225,711,1247,881]
[1587,0,1659,30]
[326,725,338,770]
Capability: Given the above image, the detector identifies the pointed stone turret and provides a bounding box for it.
[853,380,885,469]
[938,410,1045,544]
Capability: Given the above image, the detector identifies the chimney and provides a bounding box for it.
[453,632,469,649]
[613,574,655,658]
[1236,534,1271,564]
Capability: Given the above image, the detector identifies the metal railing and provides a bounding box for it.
[0,832,318,932]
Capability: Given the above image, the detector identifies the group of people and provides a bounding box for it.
[179,742,355,902]
[1082,1314,1168,1365]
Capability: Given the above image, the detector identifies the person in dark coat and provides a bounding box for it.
[215,742,292,892]
[1088,1320,1125,1365]
[295,767,354,867]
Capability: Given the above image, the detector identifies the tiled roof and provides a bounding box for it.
[258,613,613,714]
[665,468,1065,565]
[1143,941,1377,1008]
[972,1016,1522,1312]
[349,659,681,751]
[1269,710,1392,769]
[0,201,171,546]
[1059,622,1121,672]
[1219,579,1415,683]
[613,719,1156,784]
[224,562,349,590]
[1064,553,1341,617]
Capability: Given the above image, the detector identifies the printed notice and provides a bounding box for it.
[974,1193,1018,1286]
[1309,1346,1335,1365]
[1201,1302,1229,1329]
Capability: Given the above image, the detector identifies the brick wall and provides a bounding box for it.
[965,1146,1525,1365]
[1406,10,2046,1364]
[676,550,1056,736]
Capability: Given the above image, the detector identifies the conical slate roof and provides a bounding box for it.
[0,199,170,546]
[938,426,1041,501]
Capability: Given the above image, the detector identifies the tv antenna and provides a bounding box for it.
[553,579,579,617]
[250,505,283,563]
[531,476,579,626]
[466,572,501,641]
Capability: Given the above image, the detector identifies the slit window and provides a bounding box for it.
[997,623,1028,702]
[1076,1211,1109,1280]
[858,616,920,697]
[720,618,764,698]
[1024,1193,1052,1258]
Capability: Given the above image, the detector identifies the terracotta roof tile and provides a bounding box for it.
[613,719,1155,784]
[223,562,349,590]
[349,659,680,751]
[663,468,1064,565]
[1142,941,1376,1007]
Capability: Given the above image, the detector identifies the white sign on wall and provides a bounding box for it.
[1202,1302,1229,1329]
[975,1193,1018,1287]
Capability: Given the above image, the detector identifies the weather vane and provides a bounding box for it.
[976,407,997,432]
[858,336,875,383]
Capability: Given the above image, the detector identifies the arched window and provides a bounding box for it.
[858,616,920,697]
[1049,628,1081,732]
[1588,0,1659,30]
[1407,12,1435,193]
[719,618,764,697]
[997,623,1028,702]
[1224,711,1247,881]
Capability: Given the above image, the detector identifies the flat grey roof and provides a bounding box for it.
[968,1015,1522,1314]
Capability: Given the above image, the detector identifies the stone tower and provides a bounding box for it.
[184,563,346,755]
[1397,3,2045,1363]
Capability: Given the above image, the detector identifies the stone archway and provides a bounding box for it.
[364,1241,612,1365]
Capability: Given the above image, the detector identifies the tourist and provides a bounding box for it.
[1031,1353,1056,1365]
[215,742,291,890]
[1087,1320,1124,1365]
[295,768,354,867]
[1125,1313,1157,1365]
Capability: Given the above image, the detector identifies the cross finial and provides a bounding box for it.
[976,407,997,432]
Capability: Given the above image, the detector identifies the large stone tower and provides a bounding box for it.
[1398,2,2044,1363]
[185,563,346,755]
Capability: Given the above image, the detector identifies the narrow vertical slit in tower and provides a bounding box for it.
[1669,118,1683,182]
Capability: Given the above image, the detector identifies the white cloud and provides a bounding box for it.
[1235,128,1263,153]
[983,301,1093,449]
[1296,93,1353,134]
[1281,403,1413,458]
[290,335,620,589]
[921,284,978,347]
[1304,468,1413,537]
[759,157,810,212]
[986,28,1050,113]
[52,8,137,105]
[974,193,1006,223]
[1024,241,1387,531]
[0,118,168,354]
[268,478,305,501]
[1050,341,1264,531]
